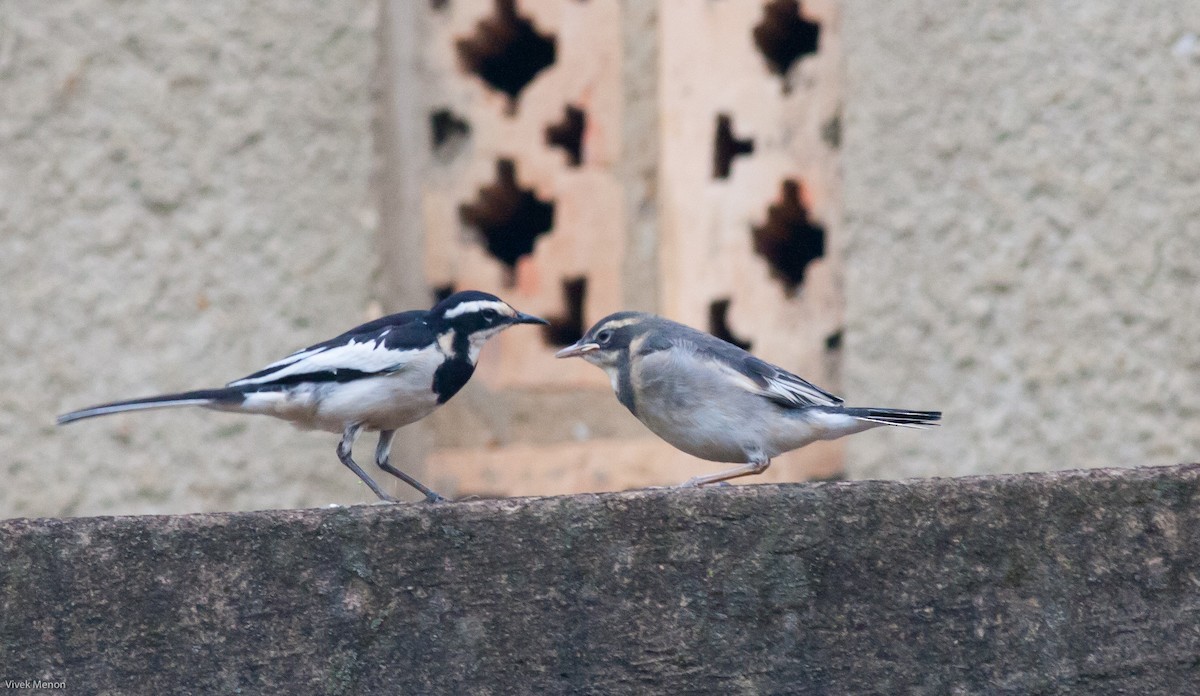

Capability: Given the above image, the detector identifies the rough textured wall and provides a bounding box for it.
[842,1,1200,478]
[4,464,1200,694]
[0,1,382,517]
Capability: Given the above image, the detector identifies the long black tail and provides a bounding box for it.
[846,407,942,429]
[56,388,244,425]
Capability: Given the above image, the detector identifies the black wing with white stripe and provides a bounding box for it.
[227,310,435,388]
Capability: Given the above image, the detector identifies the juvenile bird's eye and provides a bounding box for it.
[596,330,613,344]
[482,309,498,321]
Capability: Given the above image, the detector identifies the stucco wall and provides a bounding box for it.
[5,1,1198,518]
[0,1,382,517]
[842,1,1200,479]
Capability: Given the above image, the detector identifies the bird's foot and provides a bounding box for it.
[424,491,448,503]
[675,479,732,489]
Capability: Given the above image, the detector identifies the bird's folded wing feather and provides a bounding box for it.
[690,332,844,408]
[728,356,844,408]
[228,316,433,388]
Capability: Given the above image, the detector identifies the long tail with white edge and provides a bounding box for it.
[56,388,245,425]
[845,407,942,430]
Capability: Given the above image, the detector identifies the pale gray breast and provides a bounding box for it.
[631,347,780,462]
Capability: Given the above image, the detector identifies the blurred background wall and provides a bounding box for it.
[842,3,1200,480]
[0,1,381,516]
[1,0,1197,518]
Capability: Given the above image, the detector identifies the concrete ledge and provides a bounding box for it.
[4,465,1200,694]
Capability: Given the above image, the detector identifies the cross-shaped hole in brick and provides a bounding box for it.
[432,284,456,303]
[752,0,820,89]
[751,180,825,293]
[458,159,555,277]
[546,105,586,167]
[429,109,470,160]
[430,109,471,157]
[713,114,754,179]
[456,0,556,114]
[708,299,752,351]
[543,277,587,346]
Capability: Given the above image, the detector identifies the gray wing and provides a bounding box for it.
[737,355,844,407]
[690,331,844,408]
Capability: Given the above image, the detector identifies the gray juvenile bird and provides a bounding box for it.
[556,312,941,486]
[58,291,548,503]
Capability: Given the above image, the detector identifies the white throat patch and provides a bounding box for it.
[439,326,504,364]
[468,326,504,362]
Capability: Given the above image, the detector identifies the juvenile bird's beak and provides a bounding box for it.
[555,341,600,359]
[514,312,550,326]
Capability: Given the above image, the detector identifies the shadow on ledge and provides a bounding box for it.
[3,464,1200,694]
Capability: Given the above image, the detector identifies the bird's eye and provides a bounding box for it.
[481,309,498,321]
[596,330,613,344]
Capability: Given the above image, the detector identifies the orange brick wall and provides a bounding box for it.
[380,0,843,497]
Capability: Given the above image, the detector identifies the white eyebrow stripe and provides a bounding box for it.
[598,317,642,331]
[442,300,511,319]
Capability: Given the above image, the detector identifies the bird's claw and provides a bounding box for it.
[674,479,733,489]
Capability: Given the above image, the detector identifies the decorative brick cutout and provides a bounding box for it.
[752,0,820,88]
[385,0,845,495]
[543,277,587,346]
[824,329,843,352]
[713,113,754,180]
[458,159,555,274]
[751,179,825,293]
[456,0,557,114]
[708,299,752,351]
[432,283,456,303]
[430,109,471,156]
[546,105,586,167]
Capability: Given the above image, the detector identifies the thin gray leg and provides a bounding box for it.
[337,423,397,502]
[677,457,771,488]
[375,429,446,503]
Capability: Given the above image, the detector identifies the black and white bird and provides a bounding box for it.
[556,312,941,486]
[57,291,548,503]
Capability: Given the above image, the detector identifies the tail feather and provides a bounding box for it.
[847,407,942,430]
[56,388,244,425]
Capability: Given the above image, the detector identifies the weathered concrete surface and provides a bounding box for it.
[4,464,1200,694]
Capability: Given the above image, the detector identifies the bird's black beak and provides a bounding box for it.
[514,311,550,326]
